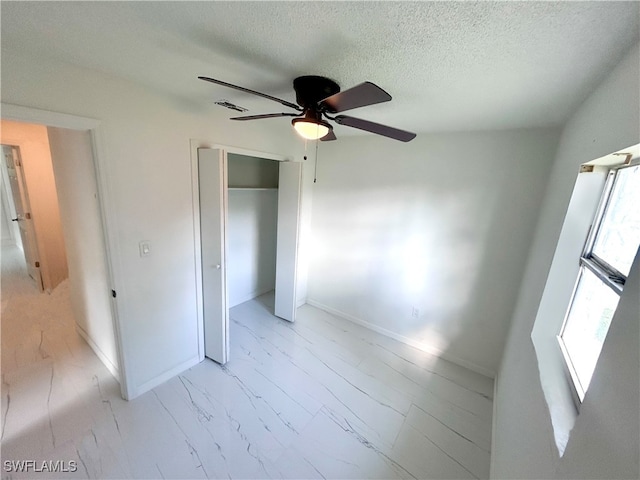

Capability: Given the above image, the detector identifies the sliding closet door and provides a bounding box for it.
[198,148,228,364]
[274,161,302,322]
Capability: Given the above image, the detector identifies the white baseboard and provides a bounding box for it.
[229,286,274,308]
[306,299,495,379]
[230,289,305,309]
[75,323,120,381]
[132,354,201,399]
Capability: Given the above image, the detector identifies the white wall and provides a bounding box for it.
[47,127,120,379]
[492,42,640,479]
[227,190,278,307]
[307,128,559,375]
[0,51,307,398]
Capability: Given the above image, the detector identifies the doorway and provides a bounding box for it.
[0,105,125,397]
[1,144,44,290]
[0,120,70,294]
[226,153,279,309]
[195,146,302,364]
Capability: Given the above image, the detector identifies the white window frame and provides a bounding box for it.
[531,144,639,456]
[557,160,638,407]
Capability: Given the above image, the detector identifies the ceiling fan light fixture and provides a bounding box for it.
[199,75,415,142]
[292,117,332,140]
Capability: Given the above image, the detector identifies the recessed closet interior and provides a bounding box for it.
[227,153,279,308]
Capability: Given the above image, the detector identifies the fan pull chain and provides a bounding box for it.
[314,138,319,183]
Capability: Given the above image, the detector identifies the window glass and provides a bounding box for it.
[560,268,620,395]
[592,164,640,276]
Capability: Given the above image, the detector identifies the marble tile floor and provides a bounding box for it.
[2,252,493,479]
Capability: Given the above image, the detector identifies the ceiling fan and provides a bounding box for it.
[198,75,416,142]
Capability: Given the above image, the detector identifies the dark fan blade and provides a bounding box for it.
[199,76,301,111]
[319,82,391,113]
[335,115,416,142]
[320,130,337,142]
[231,113,300,121]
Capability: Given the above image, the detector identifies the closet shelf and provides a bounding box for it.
[228,187,277,191]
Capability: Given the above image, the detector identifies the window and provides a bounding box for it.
[558,162,640,404]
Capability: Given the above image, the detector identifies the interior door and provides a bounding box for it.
[198,148,229,364]
[274,161,302,322]
[2,145,43,289]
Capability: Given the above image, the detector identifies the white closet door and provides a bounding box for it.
[198,148,228,364]
[274,161,302,322]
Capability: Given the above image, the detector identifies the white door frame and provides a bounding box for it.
[0,103,131,400]
[190,139,296,362]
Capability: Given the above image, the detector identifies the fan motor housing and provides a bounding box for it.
[293,76,340,109]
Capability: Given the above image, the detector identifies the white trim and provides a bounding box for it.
[583,143,639,167]
[306,299,496,379]
[75,323,119,381]
[489,372,499,479]
[1,103,131,400]
[1,104,100,130]
[88,127,130,399]
[134,355,201,398]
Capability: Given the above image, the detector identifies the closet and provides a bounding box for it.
[226,153,279,307]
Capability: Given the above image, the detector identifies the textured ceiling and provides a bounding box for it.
[2,1,639,135]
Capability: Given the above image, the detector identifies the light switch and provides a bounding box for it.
[139,241,151,257]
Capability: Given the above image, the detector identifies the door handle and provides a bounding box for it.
[11,218,19,222]
[215,264,221,270]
